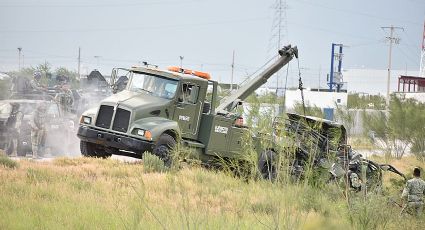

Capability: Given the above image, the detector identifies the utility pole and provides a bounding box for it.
[420,20,425,77]
[231,50,235,91]
[381,25,403,109]
[179,56,184,68]
[78,47,81,80]
[17,47,22,71]
[318,66,321,91]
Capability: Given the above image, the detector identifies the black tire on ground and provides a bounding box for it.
[258,150,278,181]
[80,141,111,158]
[152,133,176,166]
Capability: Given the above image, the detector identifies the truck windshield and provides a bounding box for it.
[128,72,178,99]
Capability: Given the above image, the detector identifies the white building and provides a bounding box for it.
[343,68,418,95]
[284,89,347,111]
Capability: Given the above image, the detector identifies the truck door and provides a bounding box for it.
[174,83,202,138]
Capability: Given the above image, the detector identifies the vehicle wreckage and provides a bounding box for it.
[273,113,406,191]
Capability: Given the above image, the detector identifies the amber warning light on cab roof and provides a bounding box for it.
[167,66,211,80]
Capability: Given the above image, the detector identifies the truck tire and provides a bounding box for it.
[153,133,176,166]
[258,150,278,181]
[80,141,111,158]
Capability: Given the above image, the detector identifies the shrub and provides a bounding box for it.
[0,154,18,169]
[143,152,167,173]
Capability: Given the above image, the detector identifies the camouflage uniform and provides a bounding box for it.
[349,171,362,191]
[348,159,362,191]
[30,104,47,158]
[401,177,425,217]
[55,86,74,114]
[29,72,45,93]
[6,104,23,156]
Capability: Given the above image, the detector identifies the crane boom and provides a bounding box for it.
[216,45,298,113]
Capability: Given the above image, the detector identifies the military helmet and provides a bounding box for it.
[33,71,42,80]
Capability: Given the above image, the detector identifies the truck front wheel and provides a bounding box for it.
[153,134,176,166]
[258,150,278,181]
[80,141,111,158]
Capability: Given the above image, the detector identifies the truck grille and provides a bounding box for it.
[95,105,114,129]
[112,108,130,133]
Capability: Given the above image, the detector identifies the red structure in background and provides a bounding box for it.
[398,75,425,92]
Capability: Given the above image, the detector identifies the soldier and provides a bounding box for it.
[348,161,362,192]
[6,103,23,157]
[29,71,46,92]
[55,84,74,114]
[30,103,47,159]
[401,167,425,217]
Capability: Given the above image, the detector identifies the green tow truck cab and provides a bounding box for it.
[77,45,298,168]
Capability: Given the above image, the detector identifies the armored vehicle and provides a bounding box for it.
[77,45,298,167]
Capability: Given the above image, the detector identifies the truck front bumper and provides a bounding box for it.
[77,125,154,154]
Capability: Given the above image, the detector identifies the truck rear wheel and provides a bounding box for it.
[153,133,176,166]
[258,150,278,181]
[80,141,111,158]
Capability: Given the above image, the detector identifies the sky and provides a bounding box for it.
[0,0,424,90]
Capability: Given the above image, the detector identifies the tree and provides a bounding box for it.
[55,67,79,87]
[363,95,425,159]
[293,102,324,118]
[335,104,355,136]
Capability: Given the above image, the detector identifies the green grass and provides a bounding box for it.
[0,153,18,169]
[0,156,424,229]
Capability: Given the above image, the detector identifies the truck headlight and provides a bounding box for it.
[80,116,92,124]
[134,129,152,140]
[137,129,145,136]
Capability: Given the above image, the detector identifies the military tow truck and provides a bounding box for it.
[77,45,298,170]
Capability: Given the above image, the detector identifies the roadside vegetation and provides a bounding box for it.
[2,94,425,229]
[0,154,423,229]
[347,93,386,110]
[6,62,80,89]
[362,95,425,160]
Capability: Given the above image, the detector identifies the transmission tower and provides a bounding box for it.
[420,21,425,77]
[268,0,288,94]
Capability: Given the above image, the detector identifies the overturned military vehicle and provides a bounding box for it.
[272,113,405,191]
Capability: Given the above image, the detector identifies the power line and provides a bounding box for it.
[295,0,422,26]
[0,0,197,8]
[288,20,379,41]
[0,16,270,33]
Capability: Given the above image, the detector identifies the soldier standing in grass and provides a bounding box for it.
[6,103,23,157]
[30,103,47,159]
[401,167,425,217]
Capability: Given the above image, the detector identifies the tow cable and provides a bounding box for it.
[296,57,306,116]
